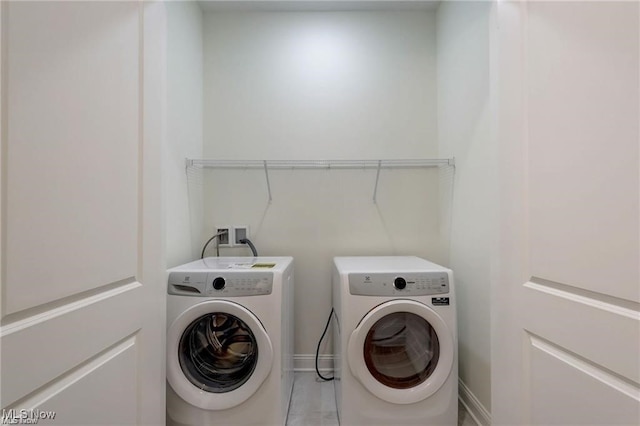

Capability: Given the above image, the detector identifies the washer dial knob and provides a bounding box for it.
[394,277,407,290]
[212,277,226,290]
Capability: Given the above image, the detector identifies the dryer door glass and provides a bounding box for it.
[179,313,258,393]
[363,312,439,389]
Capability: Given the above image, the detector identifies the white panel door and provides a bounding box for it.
[1,1,166,425]
[493,1,640,425]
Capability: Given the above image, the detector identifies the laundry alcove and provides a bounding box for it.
[165,1,494,422]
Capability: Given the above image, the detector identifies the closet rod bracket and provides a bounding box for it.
[373,160,382,204]
[264,160,273,203]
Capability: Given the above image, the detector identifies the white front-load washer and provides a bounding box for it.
[166,257,294,426]
[332,256,457,426]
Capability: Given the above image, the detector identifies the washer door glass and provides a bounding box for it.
[363,312,439,389]
[179,312,258,393]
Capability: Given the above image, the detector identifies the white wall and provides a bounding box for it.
[165,1,204,267]
[437,0,494,418]
[203,11,438,159]
[202,10,445,360]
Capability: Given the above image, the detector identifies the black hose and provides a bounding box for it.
[201,230,227,259]
[239,238,258,257]
[316,308,335,381]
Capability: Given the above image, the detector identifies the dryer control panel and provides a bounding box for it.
[168,271,273,296]
[349,272,449,296]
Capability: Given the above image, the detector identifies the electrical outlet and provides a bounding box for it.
[216,226,232,247]
[233,226,249,245]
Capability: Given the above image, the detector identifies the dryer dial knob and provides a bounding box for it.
[394,277,407,290]
[212,277,226,290]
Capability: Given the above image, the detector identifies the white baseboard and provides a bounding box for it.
[294,354,334,372]
[458,379,492,426]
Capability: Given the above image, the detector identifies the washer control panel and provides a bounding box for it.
[168,271,273,296]
[349,272,449,296]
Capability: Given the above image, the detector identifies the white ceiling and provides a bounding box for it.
[198,1,442,12]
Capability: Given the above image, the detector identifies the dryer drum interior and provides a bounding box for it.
[363,312,440,389]
[178,312,259,393]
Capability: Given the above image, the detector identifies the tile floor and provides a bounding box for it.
[287,372,477,426]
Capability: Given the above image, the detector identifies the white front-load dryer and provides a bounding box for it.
[332,256,457,426]
[166,257,294,426]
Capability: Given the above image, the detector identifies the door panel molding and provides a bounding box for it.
[3,0,141,317]
[1,284,143,407]
[527,334,640,425]
[36,338,138,425]
[1,278,139,327]
[528,276,640,315]
[523,281,640,383]
[527,0,639,305]
[5,334,137,411]
[528,334,640,397]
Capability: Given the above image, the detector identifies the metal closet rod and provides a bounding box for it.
[186,158,455,169]
[185,158,455,203]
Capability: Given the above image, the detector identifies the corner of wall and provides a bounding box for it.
[436,0,494,415]
[165,0,204,268]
